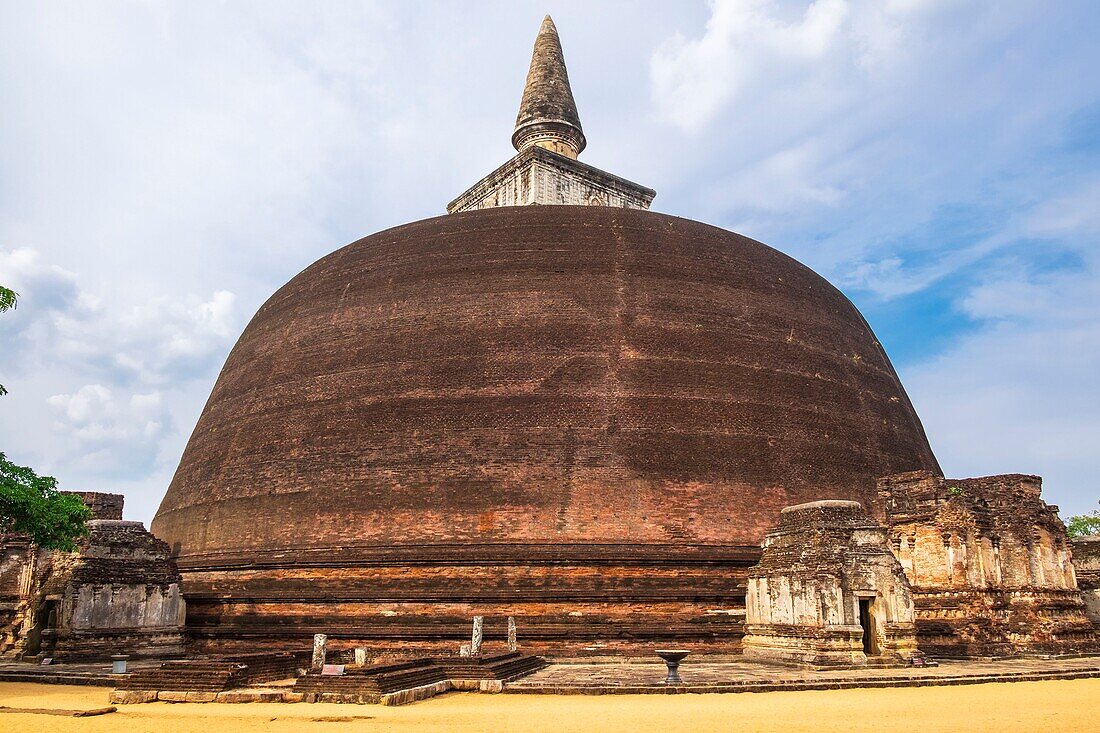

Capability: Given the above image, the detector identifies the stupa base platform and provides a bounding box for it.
[503,655,1100,694]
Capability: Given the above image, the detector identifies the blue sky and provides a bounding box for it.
[1,0,1098,523]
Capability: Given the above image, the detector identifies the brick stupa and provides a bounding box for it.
[152,17,941,655]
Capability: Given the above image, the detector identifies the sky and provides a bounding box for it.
[1,0,1098,524]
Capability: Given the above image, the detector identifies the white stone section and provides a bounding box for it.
[447,146,655,214]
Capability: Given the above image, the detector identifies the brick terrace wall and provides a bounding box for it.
[179,543,755,657]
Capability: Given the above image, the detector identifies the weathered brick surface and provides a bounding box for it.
[877,471,1097,656]
[65,492,124,520]
[152,205,940,652]
[1069,536,1100,624]
[1,509,185,660]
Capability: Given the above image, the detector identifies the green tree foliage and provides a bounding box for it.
[0,453,90,551]
[0,285,15,395]
[0,289,90,549]
[1066,510,1100,538]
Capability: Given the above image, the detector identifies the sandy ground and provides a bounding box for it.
[1,679,1098,733]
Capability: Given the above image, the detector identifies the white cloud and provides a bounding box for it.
[652,0,851,132]
[0,246,238,507]
[46,385,168,476]
[1025,180,1100,237]
[49,385,166,449]
[905,314,1100,517]
[1,248,238,386]
[712,140,846,212]
[903,178,1100,517]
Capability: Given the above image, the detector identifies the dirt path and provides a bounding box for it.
[1,678,1097,733]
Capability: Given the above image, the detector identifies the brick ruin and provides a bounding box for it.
[5,479,1087,665]
[874,471,1096,656]
[743,500,919,667]
[1068,535,1100,626]
[0,492,185,661]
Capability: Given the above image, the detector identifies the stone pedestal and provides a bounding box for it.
[470,616,484,656]
[311,634,327,671]
[655,649,689,685]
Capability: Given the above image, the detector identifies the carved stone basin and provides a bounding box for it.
[655,649,690,685]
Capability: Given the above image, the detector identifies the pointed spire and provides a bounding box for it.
[512,15,586,159]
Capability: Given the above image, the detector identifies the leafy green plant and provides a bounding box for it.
[947,485,964,496]
[0,452,90,551]
[0,285,15,395]
[1066,510,1100,539]
[0,285,16,312]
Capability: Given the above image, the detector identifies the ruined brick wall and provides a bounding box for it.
[1069,536,1100,625]
[877,471,1096,656]
[0,536,34,653]
[743,500,917,667]
[65,521,184,631]
[1,511,186,660]
[63,492,124,520]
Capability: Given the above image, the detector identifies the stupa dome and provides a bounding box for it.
[153,206,939,559]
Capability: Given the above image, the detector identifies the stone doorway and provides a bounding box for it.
[858,598,877,656]
[24,600,57,657]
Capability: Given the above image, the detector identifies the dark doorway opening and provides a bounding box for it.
[858,598,875,655]
[25,600,57,657]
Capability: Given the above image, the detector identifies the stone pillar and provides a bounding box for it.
[354,647,367,666]
[507,616,518,652]
[1028,539,1044,586]
[311,633,327,671]
[974,536,988,587]
[1064,548,1078,588]
[18,546,36,598]
[470,616,484,656]
[907,534,918,584]
[991,537,1003,585]
[943,533,954,584]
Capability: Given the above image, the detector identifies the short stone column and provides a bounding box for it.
[311,633,328,671]
[507,616,518,652]
[354,647,367,666]
[470,616,484,656]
